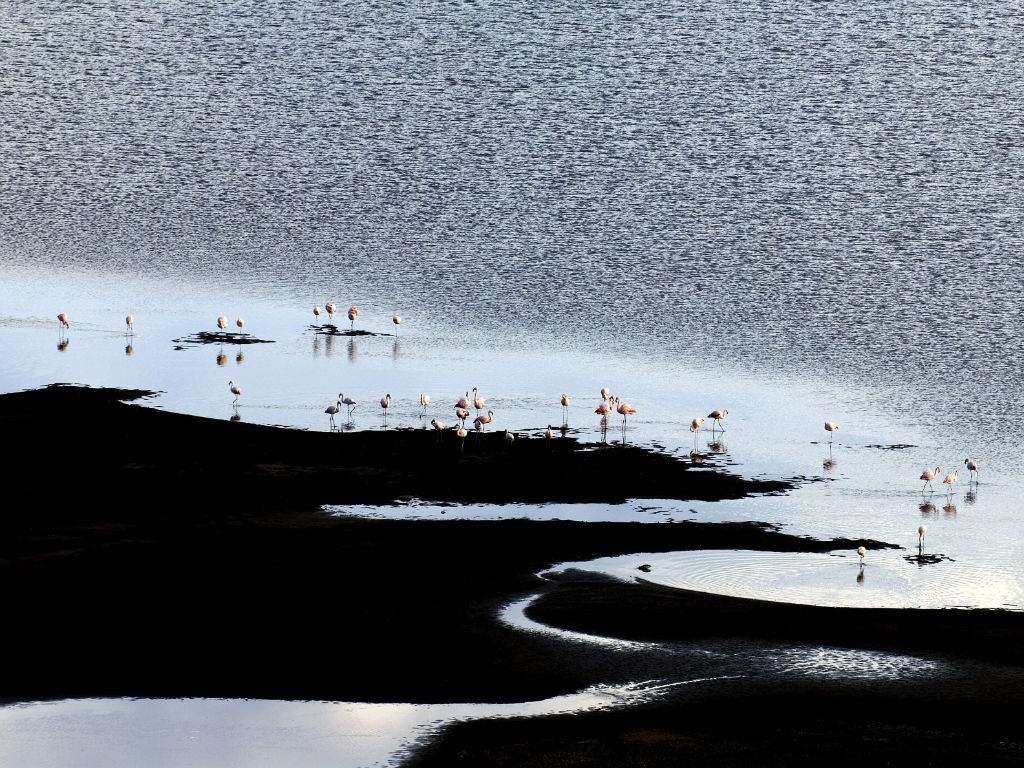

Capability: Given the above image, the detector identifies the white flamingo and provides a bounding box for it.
[824,421,839,442]
[228,380,241,404]
[708,408,728,432]
[420,394,430,415]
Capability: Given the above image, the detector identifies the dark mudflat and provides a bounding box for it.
[1,385,1021,767]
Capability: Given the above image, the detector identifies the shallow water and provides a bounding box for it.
[2,0,1023,762]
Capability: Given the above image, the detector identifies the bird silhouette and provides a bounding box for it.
[380,393,391,423]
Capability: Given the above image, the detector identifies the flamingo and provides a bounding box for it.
[348,305,360,331]
[430,418,447,442]
[824,422,839,442]
[392,314,401,335]
[472,387,486,415]
[616,399,637,426]
[857,546,866,565]
[474,410,494,431]
[920,465,940,493]
[964,458,979,483]
[217,316,228,330]
[708,408,728,432]
[420,394,430,415]
[595,400,613,418]
[600,387,611,401]
[325,303,336,322]
[325,398,342,428]
[380,393,391,422]
[455,407,470,425]
[561,393,570,423]
[340,393,357,419]
[545,424,554,449]
[942,469,959,496]
[228,380,241,404]
[690,417,705,432]
[313,305,322,324]
[236,317,245,330]
[456,424,468,452]
[504,429,515,450]
[454,392,470,411]
[57,312,70,331]
[125,314,134,334]
[918,525,927,551]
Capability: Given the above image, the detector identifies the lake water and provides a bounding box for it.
[2,0,1022,764]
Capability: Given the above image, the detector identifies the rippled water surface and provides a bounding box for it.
[2,0,1023,763]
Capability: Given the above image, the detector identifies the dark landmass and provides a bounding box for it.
[1,384,1022,766]
[311,324,391,337]
[172,330,276,348]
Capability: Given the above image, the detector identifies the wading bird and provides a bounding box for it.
[313,306,322,324]
[617,399,637,426]
[964,458,979,483]
[504,429,515,450]
[392,314,401,334]
[236,317,245,330]
[595,400,613,419]
[325,398,342,428]
[454,392,470,410]
[546,424,554,449]
[430,418,447,442]
[472,387,486,415]
[340,393,357,419]
[708,408,729,432]
[600,387,611,401]
[824,421,839,442]
[380,393,391,422]
[125,314,134,334]
[57,312,70,333]
[228,380,241,404]
[918,525,927,552]
[561,393,570,423]
[920,466,940,493]
[857,546,866,565]
[348,305,360,331]
[455,407,470,425]
[942,469,959,497]
[456,424,468,452]
[217,316,228,330]
[474,409,494,431]
[325,303,336,322]
[420,394,430,415]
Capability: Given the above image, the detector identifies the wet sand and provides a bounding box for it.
[2,385,1022,764]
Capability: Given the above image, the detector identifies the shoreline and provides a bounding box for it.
[2,385,1022,766]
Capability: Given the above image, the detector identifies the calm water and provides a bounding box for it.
[2,0,1023,764]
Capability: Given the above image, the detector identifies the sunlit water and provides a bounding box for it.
[2,0,1023,763]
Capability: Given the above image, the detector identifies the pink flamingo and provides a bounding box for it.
[616,399,637,426]
[942,469,959,497]
[708,408,728,432]
[964,458,979,483]
[228,380,242,404]
[473,410,494,432]
[920,466,940,493]
[824,421,839,442]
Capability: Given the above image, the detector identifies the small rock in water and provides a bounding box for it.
[637,564,652,573]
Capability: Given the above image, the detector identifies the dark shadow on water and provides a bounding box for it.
[174,331,275,349]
